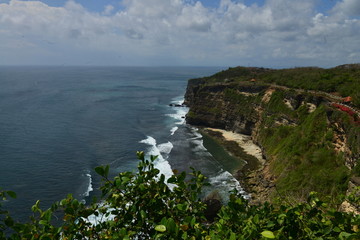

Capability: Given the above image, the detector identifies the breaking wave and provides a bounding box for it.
[166,98,188,135]
[139,136,174,181]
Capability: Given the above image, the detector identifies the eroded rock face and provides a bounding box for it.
[242,164,276,204]
[340,179,360,214]
[184,79,360,206]
[185,83,264,135]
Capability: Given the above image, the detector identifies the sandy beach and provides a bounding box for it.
[205,128,265,165]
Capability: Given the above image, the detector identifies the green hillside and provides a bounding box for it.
[185,64,360,205]
[192,64,360,107]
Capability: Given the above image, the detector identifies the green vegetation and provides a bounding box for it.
[192,64,360,107]
[259,66,360,104]
[1,152,359,239]
[193,67,271,84]
[265,90,294,116]
[224,88,262,112]
[329,110,360,176]
[260,98,350,202]
[188,64,360,201]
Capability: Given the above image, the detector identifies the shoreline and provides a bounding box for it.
[205,128,265,165]
[200,127,275,204]
[201,128,264,175]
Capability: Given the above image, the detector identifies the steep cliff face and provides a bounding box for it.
[185,82,267,135]
[184,72,360,204]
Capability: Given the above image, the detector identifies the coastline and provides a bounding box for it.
[200,127,275,204]
[205,128,265,165]
[201,127,263,175]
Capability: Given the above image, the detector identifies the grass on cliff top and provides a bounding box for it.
[223,88,263,117]
[190,64,360,107]
[260,105,349,203]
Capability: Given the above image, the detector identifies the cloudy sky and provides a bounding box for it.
[0,0,359,67]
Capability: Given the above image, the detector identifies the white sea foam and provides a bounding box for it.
[167,107,188,124]
[139,136,174,182]
[189,129,213,157]
[170,126,178,135]
[84,203,115,226]
[166,98,189,135]
[139,136,157,146]
[81,173,93,198]
[86,137,176,226]
[188,126,250,201]
[190,127,202,139]
[157,141,174,156]
[209,171,250,201]
[173,98,184,105]
[192,139,206,151]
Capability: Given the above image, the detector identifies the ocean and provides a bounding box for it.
[0,66,247,222]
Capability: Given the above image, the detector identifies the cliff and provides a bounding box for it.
[185,66,360,206]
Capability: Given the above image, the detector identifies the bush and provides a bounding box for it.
[1,152,359,239]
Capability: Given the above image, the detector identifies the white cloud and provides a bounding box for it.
[331,0,360,17]
[176,2,211,32]
[102,5,114,15]
[0,0,359,67]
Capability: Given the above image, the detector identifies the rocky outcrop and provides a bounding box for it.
[243,164,276,204]
[185,82,267,135]
[203,198,222,222]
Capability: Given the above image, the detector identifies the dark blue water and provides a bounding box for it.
[0,66,247,222]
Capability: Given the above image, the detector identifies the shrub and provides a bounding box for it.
[0,152,359,239]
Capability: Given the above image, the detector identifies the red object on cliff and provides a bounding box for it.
[342,96,352,103]
[332,103,355,116]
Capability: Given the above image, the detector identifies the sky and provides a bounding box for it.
[0,0,359,68]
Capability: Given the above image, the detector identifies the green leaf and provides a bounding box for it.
[39,220,48,225]
[253,214,260,224]
[267,221,275,228]
[104,165,109,177]
[139,183,145,191]
[42,209,52,222]
[136,151,145,160]
[177,204,186,211]
[166,218,176,233]
[121,177,130,183]
[190,216,196,227]
[140,210,146,219]
[150,155,158,161]
[6,191,16,199]
[95,166,105,177]
[261,230,275,239]
[4,216,14,227]
[167,176,177,184]
[339,232,352,240]
[32,200,41,212]
[160,217,167,225]
[155,225,167,232]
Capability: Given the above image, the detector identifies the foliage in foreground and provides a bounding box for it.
[1,152,360,239]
